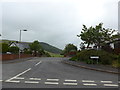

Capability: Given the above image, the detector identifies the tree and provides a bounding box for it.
[29,40,43,56]
[2,43,9,53]
[8,46,19,54]
[64,44,77,54]
[77,23,115,49]
[77,25,94,48]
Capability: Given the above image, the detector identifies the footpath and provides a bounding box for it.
[62,58,120,74]
[2,57,36,64]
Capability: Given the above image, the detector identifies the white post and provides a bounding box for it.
[19,30,21,59]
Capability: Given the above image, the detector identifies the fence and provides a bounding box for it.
[0,54,33,61]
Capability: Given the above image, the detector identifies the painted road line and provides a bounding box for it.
[83,83,97,86]
[82,80,95,83]
[0,80,3,82]
[65,79,77,82]
[5,80,20,83]
[47,79,59,81]
[25,81,39,84]
[104,84,118,87]
[35,61,42,66]
[6,68,31,81]
[29,78,41,80]
[45,82,59,85]
[63,83,77,85]
[15,77,24,80]
[101,81,112,83]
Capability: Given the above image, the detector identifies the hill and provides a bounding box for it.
[40,42,62,54]
[1,39,62,54]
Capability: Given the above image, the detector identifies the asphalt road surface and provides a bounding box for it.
[1,57,119,88]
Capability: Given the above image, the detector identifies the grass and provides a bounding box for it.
[45,51,63,57]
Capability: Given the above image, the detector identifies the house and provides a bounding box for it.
[9,42,30,52]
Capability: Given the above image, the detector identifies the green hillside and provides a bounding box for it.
[40,42,62,54]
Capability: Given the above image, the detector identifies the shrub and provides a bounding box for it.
[70,49,116,65]
[8,46,19,54]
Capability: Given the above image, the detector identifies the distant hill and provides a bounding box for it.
[1,39,62,54]
[40,42,62,54]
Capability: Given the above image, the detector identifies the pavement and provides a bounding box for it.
[1,57,119,88]
[61,58,119,74]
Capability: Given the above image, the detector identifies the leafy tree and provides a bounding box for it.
[77,23,115,49]
[2,43,9,53]
[29,40,43,56]
[64,44,77,54]
[8,46,19,54]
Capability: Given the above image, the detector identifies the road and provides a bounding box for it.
[1,57,119,88]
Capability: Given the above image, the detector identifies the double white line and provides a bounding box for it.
[45,79,59,85]
[63,79,77,86]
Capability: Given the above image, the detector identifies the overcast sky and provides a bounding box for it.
[1,0,119,49]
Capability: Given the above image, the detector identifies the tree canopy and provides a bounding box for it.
[29,40,43,56]
[64,44,77,54]
[77,23,116,49]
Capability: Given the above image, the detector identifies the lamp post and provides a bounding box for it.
[19,30,27,59]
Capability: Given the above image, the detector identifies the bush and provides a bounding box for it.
[71,49,116,65]
[8,46,19,54]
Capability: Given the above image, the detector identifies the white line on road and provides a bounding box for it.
[6,68,31,81]
[65,79,77,82]
[82,80,95,83]
[15,77,24,79]
[25,81,39,84]
[29,78,41,80]
[35,61,42,66]
[47,79,59,81]
[101,81,112,83]
[63,83,77,85]
[0,80,3,82]
[45,82,59,85]
[5,80,20,83]
[83,83,97,86]
[104,84,118,87]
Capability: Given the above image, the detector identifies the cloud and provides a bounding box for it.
[2,0,119,49]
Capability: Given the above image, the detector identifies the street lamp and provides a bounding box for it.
[19,29,27,59]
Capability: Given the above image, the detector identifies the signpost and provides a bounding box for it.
[90,56,99,64]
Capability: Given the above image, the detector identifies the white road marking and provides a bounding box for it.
[104,84,118,87]
[45,82,59,85]
[82,80,95,82]
[25,81,39,84]
[65,79,77,82]
[0,80,3,82]
[47,79,59,81]
[5,80,20,83]
[63,83,77,85]
[35,61,42,66]
[29,78,41,80]
[15,77,24,79]
[83,83,97,86]
[6,68,31,81]
[101,81,112,83]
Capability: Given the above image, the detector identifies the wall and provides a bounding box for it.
[0,54,33,61]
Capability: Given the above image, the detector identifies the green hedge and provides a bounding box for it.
[70,49,116,65]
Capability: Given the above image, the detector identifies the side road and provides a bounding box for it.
[62,58,120,74]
